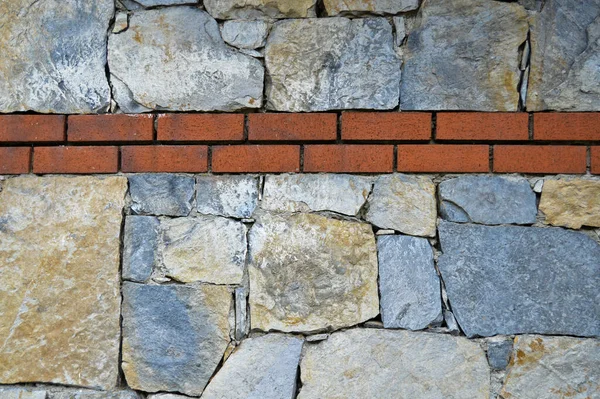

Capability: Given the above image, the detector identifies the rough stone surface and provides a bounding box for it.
[0,389,47,399]
[113,12,129,33]
[265,18,400,112]
[49,390,140,399]
[129,174,195,217]
[202,334,303,399]
[0,0,113,113]
[148,395,188,399]
[393,16,406,47]
[377,235,441,330]
[439,175,537,225]
[366,174,437,237]
[204,0,317,19]
[501,335,600,398]
[249,213,379,332]
[401,0,528,111]
[197,175,259,218]
[438,221,600,338]
[122,282,232,396]
[108,7,263,112]
[222,20,270,50]
[324,0,419,16]
[135,0,197,6]
[0,176,126,389]
[487,339,513,370]
[123,216,159,282]
[262,174,372,216]
[298,329,490,399]
[539,179,600,229]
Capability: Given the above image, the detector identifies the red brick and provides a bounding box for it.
[121,145,208,173]
[212,145,300,173]
[304,145,394,173]
[493,145,587,174]
[33,146,118,174]
[591,147,600,175]
[158,114,244,141]
[397,145,489,173]
[342,112,431,141]
[69,114,153,142]
[248,113,337,141]
[0,115,64,142]
[534,113,600,141]
[436,112,529,141]
[0,147,31,174]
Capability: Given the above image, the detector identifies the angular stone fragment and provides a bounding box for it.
[439,175,537,225]
[487,339,513,370]
[222,20,270,49]
[113,12,129,33]
[204,0,317,19]
[249,213,379,332]
[366,174,437,237]
[108,7,263,112]
[202,334,303,399]
[501,335,600,398]
[0,0,113,113]
[262,174,372,216]
[266,18,400,112]
[438,221,600,338]
[393,16,406,47]
[123,216,160,282]
[0,176,127,389]
[540,179,600,229]
[401,0,528,111]
[197,175,259,218]
[235,287,249,341]
[129,174,195,216]
[324,0,419,16]
[122,283,233,396]
[298,329,490,399]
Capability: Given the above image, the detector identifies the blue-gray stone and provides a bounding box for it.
[196,175,259,218]
[438,221,600,338]
[487,339,513,370]
[129,174,195,216]
[123,216,159,282]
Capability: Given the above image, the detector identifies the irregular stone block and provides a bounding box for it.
[222,20,270,49]
[540,179,600,229]
[148,395,187,399]
[122,283,233,396]
[366,174,437,237]
[298,329,490,399]
[129,174,195,216]
[108,7,263,112]
[439,175,537,225]
[49,390,140,399]
[196,175,259,218]
[204,0,317,19]
[202,334,304,399]
[249,213,379,332]
[0,176,126,389]
[265,18,400,112]
[324,0,419,16]
[438,221,600,338]
[123,216,160,282]
[0,0,112,113]
[401,0,528,111]
[487,339,513,370]
[235,287,248,341]
[0,388,46,399]
[135,0,197,6]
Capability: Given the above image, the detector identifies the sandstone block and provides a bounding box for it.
[324,0,419,16]
[204,0,317,19]
[539,179,600,229]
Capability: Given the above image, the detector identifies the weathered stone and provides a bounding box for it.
[366,174,437,237]
[49,390,140,399]
[235,287,248,341]
[487,339,513,370]
[148,395,188,399]
[108,7,263,112]
[262,174,372,216]
[324,0,419,16]
[298,329,490,399]
[393,16,406,47]
[439,175,537,225]
[377,235,441,330]
[0,1,112,113]
[204,0,317,18]
[197,175,259,218]
[113,12,129,33]
[0,176,126,389]
[129,174,195,216]
[444,309,460,335]
[401,0,528,111]
[540,179,600,229]
[265,18,400,112]
[222,20,270,49]
[501,335,600,398]
[202,334,303,399]
[527,0,600,111]
[438,221,600,337]
[249,213,379,332]
[135,0,197,6]
[0,388,46,399]
[122,282,233,396]
[123,216,159,282]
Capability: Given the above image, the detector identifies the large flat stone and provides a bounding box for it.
[0,176,127,389]
[540,179,600,229]
[129,174,195,217]
[438,221,600,338]
[204,0,317,19]
[123,216,160,282]
[324,0,419,15]
[196,175,259,219]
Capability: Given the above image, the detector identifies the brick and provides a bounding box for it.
[157,114,244,141]
[68,114,153,142]
[0,147,31,174]
[304,145,393,173]
[591,147,600,175]
[397,145,489,173]
[342,112,431,141]
[436,112,529,141]
[212,145,300,173]
[33,146,118,174]
[121,145,208,173]
[0,115,64,142]
[248,113,337,141]
[494,145,586,174]
[534,113,600,141]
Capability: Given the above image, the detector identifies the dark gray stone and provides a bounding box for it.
[487,340,513,370]
[123,216,159,282]
[129,174,195,216]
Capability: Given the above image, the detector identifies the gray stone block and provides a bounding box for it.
[487,339,513,370]
[129,174,195,216]
[196,175,259,218]
[222,20,270,50]
[123,216,159,282]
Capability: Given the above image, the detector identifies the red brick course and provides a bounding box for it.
[397,145,489,172]
[0,115,64,142]
[436,113,528,141]
[33,146,118,174]
[304,145,394,173]
[212,145,300,173]
[248,113,337,141]
[493,145,587,174]
[68,114,153,142]
[157,113,245,142]
[0,147,31,174]
[534,113,600,141]
[121,145,208,173]
[341,112,431,141]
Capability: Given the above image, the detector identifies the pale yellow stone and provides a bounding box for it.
[539,179,600,229]
[204,0,316,19]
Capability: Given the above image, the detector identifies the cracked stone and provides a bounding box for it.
[222,20,270,50]
[204,0,317,19]
[324,0,419,16]
[539,179,600,229]
[196,175,259,219]
[129,174,195,217]
[123,216,159,282]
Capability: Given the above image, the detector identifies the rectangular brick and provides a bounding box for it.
[157,113,244,141]
[342,112,431,141]
[591,147,600,175]
[493,145,587,174]
[121,145,208,173]
[248,113,337,141]
[0,115,64,142]
[68,114,153,142]
[436,112,529,141]
[212,145,300,173]
[304,145,394,173]
[0,147,31,174]
[397,145,489,173]
[534,113,600,141]
[33,146,118,174]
